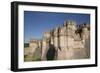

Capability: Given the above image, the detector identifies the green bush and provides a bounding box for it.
[32,56,41,61]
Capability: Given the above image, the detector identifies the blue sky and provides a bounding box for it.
[24,11,90,43]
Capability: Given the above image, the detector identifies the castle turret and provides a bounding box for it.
[57,26,67,60]
[41,38,50,60]
[54,27,59,48]
[66,20,77,36]
[43,31,51,39]
[81,23,90,40]
[53,27,59,59]
[24,39,39,61]
[50,30,54,45]
[66,20,77,48]
[59,25,67,49]
[29,39,39,55]
[58,20,77,60]
[41,32,51,60]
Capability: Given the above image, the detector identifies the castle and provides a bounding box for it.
[24,20,90,61]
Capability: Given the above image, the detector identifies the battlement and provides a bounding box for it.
[30,39,38,43]
[64,20,77,31]
[43,31,51,39]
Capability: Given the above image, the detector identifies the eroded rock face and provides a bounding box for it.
[24,20,90,61]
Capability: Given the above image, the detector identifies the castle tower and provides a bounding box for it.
[53,27,59,59]
[57,20,77,60]
[66,20,76,35]
[65,21,77,59]
[41,32,51,60]
[71,23,90,59]
[50,30,54,45]
[29,39,39,54]
[66,20,77,47]
[24,39,39,61]
[53,27,59,49]
[81,24,90,40]
[43,31,51,39]
[57,23,68,60]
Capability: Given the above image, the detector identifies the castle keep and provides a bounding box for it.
[24,20,90,61]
